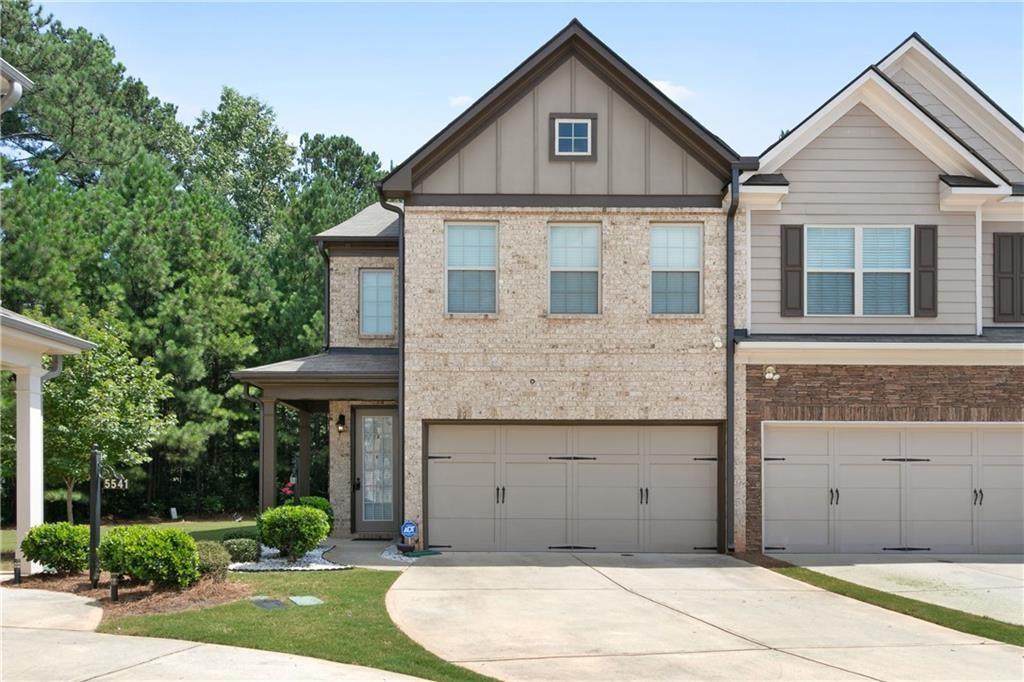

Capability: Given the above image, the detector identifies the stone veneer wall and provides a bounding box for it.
[327,399,396,534]
[402,205,746,531]
[743,364,1024,551]
[329,254,398,347]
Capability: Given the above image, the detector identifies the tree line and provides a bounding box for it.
[0,0,384,520]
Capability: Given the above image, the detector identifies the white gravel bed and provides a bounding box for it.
[229,543,353,572]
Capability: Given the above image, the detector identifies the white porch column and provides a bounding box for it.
[15,365,45,574]
[259,397,277,511]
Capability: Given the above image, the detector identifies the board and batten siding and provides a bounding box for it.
[750,103,977,334]
[414,56,722,196]
[982,220,1024,326]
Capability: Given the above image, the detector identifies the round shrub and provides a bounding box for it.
[259,506,329,561]
[297,496,334,533]
[20,522,90,573]
[135,528,200,588]
[221,526,260,542]
[99,526,149,579]
[196,540,231,581]
[222,538,260,563]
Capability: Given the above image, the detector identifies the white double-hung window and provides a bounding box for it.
[549,224,600,314]
[359,269,394,336]
[651,225,702,314]
[805,226,912,316]
[446,224,497,314]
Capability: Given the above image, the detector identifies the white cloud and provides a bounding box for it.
[448,94,473,109]
[652,80,694,102]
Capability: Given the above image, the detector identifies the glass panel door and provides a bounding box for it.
[355,409,399,533]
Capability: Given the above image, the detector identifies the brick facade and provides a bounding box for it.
[329,254,398,348]
[743,364,1024,550]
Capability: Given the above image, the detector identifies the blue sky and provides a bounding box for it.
[48,2,1023,165]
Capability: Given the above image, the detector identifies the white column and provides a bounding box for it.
[15,365,45,574]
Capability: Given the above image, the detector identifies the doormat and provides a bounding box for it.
[250,598,288,610]
[289,596,324,606]
[404,549,442,558]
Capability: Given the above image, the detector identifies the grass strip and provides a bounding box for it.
[772,565,1024,648]
[99,568,494,681]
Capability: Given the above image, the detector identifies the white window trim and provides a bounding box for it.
[650,223,704,315]
[553,117,592,157]
[804,225,914,318]
[548,223,602,315]
[358,268,395,337]
[444,222,499,316]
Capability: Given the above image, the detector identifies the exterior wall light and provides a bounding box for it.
[335,413,347,433]
[764,366,781,382]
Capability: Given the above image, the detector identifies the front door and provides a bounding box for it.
[354,408,399,534]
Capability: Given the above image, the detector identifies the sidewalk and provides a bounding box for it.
[2,587,422,681]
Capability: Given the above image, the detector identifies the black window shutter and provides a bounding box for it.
[993,233,1023,323]
[914,225,938,318]
[780,225,803,317]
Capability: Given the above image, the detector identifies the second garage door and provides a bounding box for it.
[427,424,719,552]
[763,423,1024,554]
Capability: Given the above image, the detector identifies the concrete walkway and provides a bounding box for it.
[783,554,1024,625]
[2,588,421,681]
[387,552,1023,681]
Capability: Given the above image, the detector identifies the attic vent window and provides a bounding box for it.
[550,114,596,160]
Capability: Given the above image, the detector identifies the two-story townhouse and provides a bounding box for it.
[234,22,1023,556]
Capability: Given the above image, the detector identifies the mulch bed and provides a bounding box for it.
[4,571,251,620]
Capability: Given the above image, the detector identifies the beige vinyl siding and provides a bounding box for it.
[413,56,721,196]
[889,69,1024,183]
[982,220,1024,326]
[751,103,977,334]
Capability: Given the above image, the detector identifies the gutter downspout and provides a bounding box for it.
[318,242,331,351]
[41,355,63,384]
[725,157,759,552]
[376,184,407,540]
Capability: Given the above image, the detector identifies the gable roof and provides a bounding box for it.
[381,19,740,197]
[878,33,1024,136]
[751,64,1010,190]
[314,203,399,244]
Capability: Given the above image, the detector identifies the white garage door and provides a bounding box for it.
[763,424,1024,554]
[427,424,718,552]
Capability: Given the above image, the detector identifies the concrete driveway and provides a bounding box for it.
[387,553,1023,681]
[784,554,1023,625]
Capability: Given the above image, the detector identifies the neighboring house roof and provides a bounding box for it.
[0,307,96,354]
[939,174,998,188]
[381,19,740,197]
[751,65,1010,190]
[231,347,398,383]
[314,203,400,244]
[0,58,34,90]
[743,173,789,187]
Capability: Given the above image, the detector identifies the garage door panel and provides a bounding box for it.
[908,430,972,457]
[838,521,902,551]
[980,430,1024,457]
[504,461,568,487]
[835,459,900,552]
[763,457,832,552]
[430,426,497,454]
[504,426,570,456]
[648,486,714,519]
[429,460,496,486]
[429,485,497,518]
[647,426,717,456]
[577,486,639,520]
[835,429,900,457]
[764,520,831,551]
[576,427,641,455]
[647,520,715,552]
[649,461,715,488]
[836,461,900,489]
[905,520,974,550]
[505,519,569,551]
[765,428,829,457]
[577,519,641,551]
[764,462,829,488]
[429,518,499,551]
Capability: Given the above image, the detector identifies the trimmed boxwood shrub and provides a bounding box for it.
[98,526,149,578]
[221,527,260,542]
[20,522,90,573]
[222,538,260,563]
[196,540,231,581]
[297,496,334,533]
[259,505,329,560]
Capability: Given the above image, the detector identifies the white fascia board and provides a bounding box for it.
[734,185,788,211]
[878,39,1024,170]
[939,182,1012,211]
[981,196,1024,222]
[736,340,1024,366]
[749,70,1008,190]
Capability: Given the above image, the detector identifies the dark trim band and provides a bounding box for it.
[405,194,724,208]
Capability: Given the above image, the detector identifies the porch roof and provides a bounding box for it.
[232,347,398,384]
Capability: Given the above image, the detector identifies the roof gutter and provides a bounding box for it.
[376,182,407,535]
[725,156,759,553]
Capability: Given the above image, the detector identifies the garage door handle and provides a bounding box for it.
[979,489,983,506]
[973,489,978,505]
[496,487,500,504]
[501,486,506,503]
[834,489,839,505]
[829,488,834,505]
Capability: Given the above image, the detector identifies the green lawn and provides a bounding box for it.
[773,565,1024,647]
[1,519,257,570]
[100,569,492,682]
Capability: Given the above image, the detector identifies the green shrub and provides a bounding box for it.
[222,526,260,542]
[297,496,335,533]
[135,528,200,587]
[196,540,231,581]
[20,523,90,573]
[222,538,260,563]
[99,526,149,578]
[258,506,329,560]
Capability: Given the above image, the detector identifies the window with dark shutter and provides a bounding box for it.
[993,233,1024,323]
[914,225,938,317]
[780,225,803,317]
